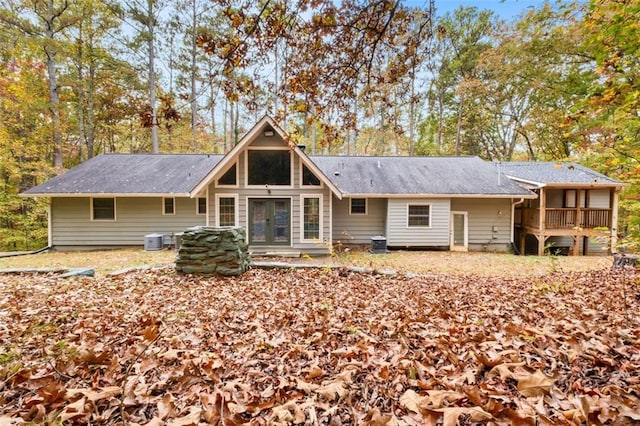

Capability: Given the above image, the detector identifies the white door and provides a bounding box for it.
[451,211,468,251]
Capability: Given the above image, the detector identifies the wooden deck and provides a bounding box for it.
[516,206,614,255]
[517,208,611,231]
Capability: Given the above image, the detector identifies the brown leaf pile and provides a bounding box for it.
[1,267,639,425]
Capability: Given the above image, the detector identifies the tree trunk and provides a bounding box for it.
[223,98,228,152]
[45,0,63,168]
[147,0,159,153]
[190,0,198,148]
[76,23,86,161]
[409,64,416,156]
[454,91,464,156]
[87,48,96,159]
[437,86,444,153]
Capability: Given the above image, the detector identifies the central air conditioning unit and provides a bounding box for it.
[144,233,164,251]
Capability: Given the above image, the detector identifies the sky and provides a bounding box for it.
[407,0,548,20]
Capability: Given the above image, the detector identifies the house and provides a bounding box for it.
[22,116,626,255]
[501,162,626,255]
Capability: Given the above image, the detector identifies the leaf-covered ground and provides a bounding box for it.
[1,267,639,425]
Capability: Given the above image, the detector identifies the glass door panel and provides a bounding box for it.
[250,200,267,243]
[451,212,468,251]
[273,200,290,243]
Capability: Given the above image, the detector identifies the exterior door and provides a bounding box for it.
[451,211,468,251]
[249,199,290,245]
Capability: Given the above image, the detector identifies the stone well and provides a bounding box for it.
[175,226,250,276]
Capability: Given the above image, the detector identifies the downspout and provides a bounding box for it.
[48,199,53,247]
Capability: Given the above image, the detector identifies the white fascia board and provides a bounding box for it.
[20,192,191,198]
[341,193,537,199]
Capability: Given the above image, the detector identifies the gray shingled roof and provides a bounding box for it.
[501,162,622,186]
[22,154,223,195]
[312,156,533,196]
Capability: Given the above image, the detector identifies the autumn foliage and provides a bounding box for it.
[1,267,639,424]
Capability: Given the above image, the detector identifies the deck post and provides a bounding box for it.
[538,189,546,255]
[611,188,619,253]
[572,235,580,256]
[537,235,546,256]
[576,189,582,228]
[539,188,546,230]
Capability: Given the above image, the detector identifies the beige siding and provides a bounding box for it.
[51,197,205,247]
[451,198,513,251]
[332,197,386,244]
[386,198,450,247]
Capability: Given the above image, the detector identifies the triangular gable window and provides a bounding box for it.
[302,165,321,186]
[218,163,237,186]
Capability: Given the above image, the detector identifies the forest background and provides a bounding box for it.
[0,0,638,252]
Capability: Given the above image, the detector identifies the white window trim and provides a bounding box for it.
[244,147,294,189]
[90,197,117,221]
[196,197,207,215]
[163,197,176,215]
[300,162,323,188]
[216,161,239,188]
[349,198,368,215]
[246,196,293,247]
[300,194,323,243]
[450,211,469,251]
[215,193,239,227]
[406,203,431,228]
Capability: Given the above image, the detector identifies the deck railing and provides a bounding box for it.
[518,208,611,230]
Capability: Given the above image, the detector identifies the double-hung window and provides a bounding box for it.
[350,198,367,215]
[92,198,116,221]
[217,196,237,227]
[163,197,175,215]
[302,196,321,241]
[197,197,207,215]
[407,204,430,227]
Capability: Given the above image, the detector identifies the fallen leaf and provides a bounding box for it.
[517,370,553,397]
[437,407,493,426]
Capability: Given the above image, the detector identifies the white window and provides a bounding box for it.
[407,204,430,227]
[216,194,238,227]
[91,198,116,221]
[245,148,293,187]
[350,198,367,215]
[163,197,175,215]
[301,195,322,241]
[197,197,207,215]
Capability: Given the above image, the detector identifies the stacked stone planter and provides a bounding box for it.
[175,226,250,276]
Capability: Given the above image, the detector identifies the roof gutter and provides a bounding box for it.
[20,193,193,198]
[339,193,537,199]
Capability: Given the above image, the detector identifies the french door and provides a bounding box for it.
[249,199,291,245]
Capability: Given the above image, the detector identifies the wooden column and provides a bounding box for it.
[572,235,580,256]
[538,188,546,255]
[611,188,619,253]
[575,189,582,228]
